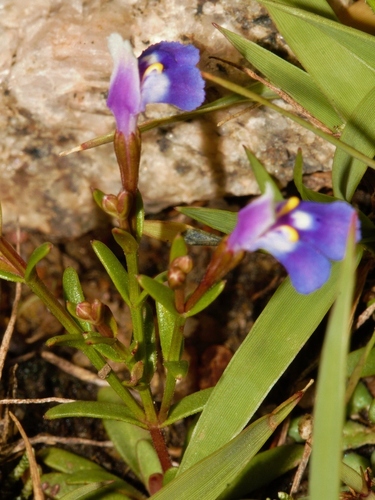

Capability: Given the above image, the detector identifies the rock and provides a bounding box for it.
[0,0,334,238]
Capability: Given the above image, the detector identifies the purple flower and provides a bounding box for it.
[107,34,205,136]
[227,186,361,294]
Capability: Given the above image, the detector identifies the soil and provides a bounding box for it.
[0,179,374,499]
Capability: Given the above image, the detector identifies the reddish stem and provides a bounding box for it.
[149,426,172,473]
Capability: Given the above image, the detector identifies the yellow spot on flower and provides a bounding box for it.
[279,224,299,242]
[143,62,164,78]
[277,196,300,217]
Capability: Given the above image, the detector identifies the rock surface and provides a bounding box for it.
[0,0,334,238]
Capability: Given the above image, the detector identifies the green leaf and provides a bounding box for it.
[24,242,52,281]
[45,333,87,349]
[309,220,357,499]
[164,360,189,380]
[347,346,375,378]
[45,401,147,428]
[179,264,344,473]
[136,440,163,491]
[112,228,138,255]
[143,220,191,243]
[0,270,25,283]
[169,234,187,263]
[258,0,375,121]
[39,447,103,472]
[332,87,375,201]
[138,275,177,315]
[91,240,130,307]
[152,389,306,500]
[58,481,112,500]
[293,149,335,203]
[244,148,283,201]
[135,191,144,242]
[176,207,237,234]
[217,24,341,130]
[216,444,304,499]
[185,281,226,317]
[162,388,214,427]
[156,302,178,361]
[98,387,161,486]
[63,268,92,332]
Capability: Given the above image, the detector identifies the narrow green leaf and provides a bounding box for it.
[45,333,87,349]
[332,87,375,201]
[162,388,214,427]
[184,281,226,317]
[244,148,283,200]
[202,71,375,171]
[138,275,177,315]
[176,206,236,234]
[91,240,130,307]
[98,387,159,485]
[164,360,189,379]
[309,221,356,499]
[152,389,305,500]
[293,149,335,203]
[39,447,103,473]
[179,264,343,473]
[63,267,92,332]
[216,444,304,499]
[136,440,163,490]
[258,0,375,120]
[67,470,143,499]
[347,346,375,378]
[156,302,177,361]
[169,234,187,263]
[58,481,112,500]
[25,242,52,281]
[217,25,341,130]
[143,220,191,243]
[45,401,147,428]
[112,228,138,254]
[0,270,25,283]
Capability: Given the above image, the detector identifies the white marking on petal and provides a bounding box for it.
[290,210,314,230]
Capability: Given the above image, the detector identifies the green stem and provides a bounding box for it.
[126,251,159,424]
[201,71,375,171]
[159,317,186,423]
[0,238,146,421]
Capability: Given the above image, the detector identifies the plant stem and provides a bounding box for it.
[149,426,172,472]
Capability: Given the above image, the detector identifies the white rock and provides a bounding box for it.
[0,0,333,237]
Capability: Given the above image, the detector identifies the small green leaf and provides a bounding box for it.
[164,360,189,380]
[244,148,283,201]
[25,242,53,281]
[176,207,237,234]
[39,447,103,473]
[293,149,335,203]
[112,228,139,254]
[58,480,112,500]
[162,388,214,427]
[143,220,191,243]
[91,240,130,307]
[170,234,187,263]
[138,275,177,315]
[156,302,178,361]
[92,188,106,209]
[45,401,147,428]
[0,270,25,283]
[46,333,86,349]
[185,281,226,317]
[98,387,160,485]
[63,268,92,332]
[136,440,163,491]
